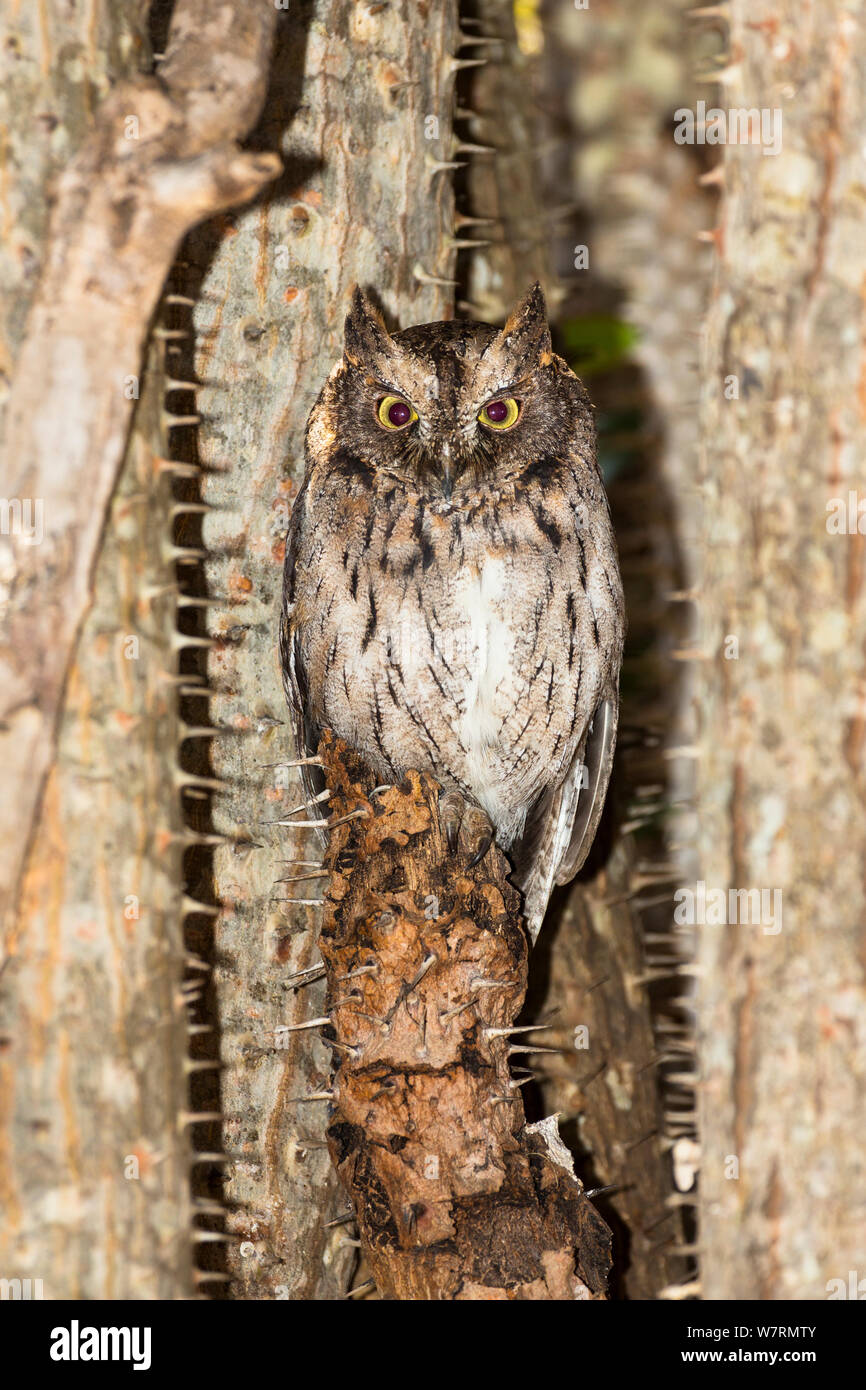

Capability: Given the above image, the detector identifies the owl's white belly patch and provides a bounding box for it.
[451,556,522,829]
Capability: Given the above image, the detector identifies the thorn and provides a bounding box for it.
[439,996,478,1024]
[484,1023,553,1041]
[279,755,325,768]
[336,963,378,982]
[185,954,211,973]
[169,501,213,518]
[175,771,229,793]
[457,31,501,47]
[164,293,196,306]
[156,458,201,477]
[180,1111,224,1126]
[453,212,496,229]
[275,1016,331,1034]
[325,1211,355,1229]
[283,789,331,816]
[275,817,331,830]
[286,1091,335,1102]
[447,56,488,73]
[276,870,329,884]
[452,141,496,156]
[507,1044,560,1056]
[154,327,188,340]
[345,1280,376,1299]
[181,895,220,917]
[446,237,494,250]
[193,1272,232,1286]
[279,898,325,907]
[413,262,459,287]
[470,977,516,991]
[275,807,368,830]
[185,1059,223,1073]
[162,411,201,428]
[585,1184,620,1199]
[284,962,326,986]
[658,1281,702,1301]
[406,952,436,991]
[425,158,465,179]
[191,1230,238,1244]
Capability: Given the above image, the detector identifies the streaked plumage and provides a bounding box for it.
[280,284,624,941]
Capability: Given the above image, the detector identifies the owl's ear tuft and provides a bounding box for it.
[343,286,393,369]
[498,281,553,373]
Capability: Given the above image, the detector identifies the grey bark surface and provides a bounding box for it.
[0,0,279,939]
[0,0,278,1299]
[695,0,866,1299]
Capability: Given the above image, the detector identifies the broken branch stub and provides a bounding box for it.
[316,732,612,1300]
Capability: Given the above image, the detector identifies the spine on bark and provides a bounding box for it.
[311,732,611,1300]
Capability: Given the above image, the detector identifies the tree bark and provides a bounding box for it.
[316,734,612,1301]
[0,0,279,939]
[181,0,464,1298]
[694,0,866,1298]
[0,0,278,1300]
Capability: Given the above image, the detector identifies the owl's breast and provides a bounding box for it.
[292,480,619,846]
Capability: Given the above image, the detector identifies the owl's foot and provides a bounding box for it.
[438,789,493,868]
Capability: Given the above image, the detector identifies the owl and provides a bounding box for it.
[280,283,624,942]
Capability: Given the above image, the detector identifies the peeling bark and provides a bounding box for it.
[317,734,611,1301]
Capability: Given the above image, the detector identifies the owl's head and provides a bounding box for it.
[311,283,594,500]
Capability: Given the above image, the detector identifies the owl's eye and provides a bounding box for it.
[377,395,417,430]
[478,397,520,430]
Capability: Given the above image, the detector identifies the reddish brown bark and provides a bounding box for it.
[315,733,611,1300]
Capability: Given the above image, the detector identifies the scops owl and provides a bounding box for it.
[280,283,624,942]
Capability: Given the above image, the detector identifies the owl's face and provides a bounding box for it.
[309,283,594,502]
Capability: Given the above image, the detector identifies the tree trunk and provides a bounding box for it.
[694,0,866,1299]
[181,0,463,1299]
[0,0,278,1300]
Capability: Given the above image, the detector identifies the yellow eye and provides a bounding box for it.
[478,397,520,430]
[378,395,417,429]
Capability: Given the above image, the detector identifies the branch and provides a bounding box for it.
[0,0,280,936]
[316,733,612,1300]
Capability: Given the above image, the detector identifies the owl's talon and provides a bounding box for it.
[467,833,492,869]
[438,790,493,866]
[439,790,463,855]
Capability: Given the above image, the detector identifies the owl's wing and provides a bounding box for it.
[513,694,618,944]
[279,481,327,845]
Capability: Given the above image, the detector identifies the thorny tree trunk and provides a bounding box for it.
[0,0,279,1299]
[181,0,463,1298]
[455,0,705,1297]
[315,735,611,1301]
[693,0,866,1298]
